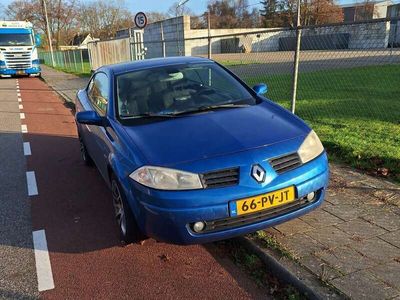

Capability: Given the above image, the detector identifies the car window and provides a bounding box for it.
[116,62,256,119]
[88,73,109,116]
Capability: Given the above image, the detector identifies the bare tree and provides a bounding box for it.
[77,0,134,40]
[167,1,193,17]
[261,0,343,27]
[206,0,261,28]
[6,0,78,48]
[146,12,169,23]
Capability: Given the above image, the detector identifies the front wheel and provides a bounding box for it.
[111,175,146,244]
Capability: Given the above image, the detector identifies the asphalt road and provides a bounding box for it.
[0,77,270,299]
[215,49,400,77]
[0,78,38,299]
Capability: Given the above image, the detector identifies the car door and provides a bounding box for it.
[86,72,112,180]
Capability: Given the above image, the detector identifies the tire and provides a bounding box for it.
[111,174,146,244]
[78,134,93,166]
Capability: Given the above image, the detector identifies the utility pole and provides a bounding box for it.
[175,0,190,56]
[42,0,56,67]
[290,0,301,114]
[207,11,211,59]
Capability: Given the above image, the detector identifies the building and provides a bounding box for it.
[341,0,392,22]
[59,34,99,50]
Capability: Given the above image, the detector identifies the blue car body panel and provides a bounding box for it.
[75,57,329,244]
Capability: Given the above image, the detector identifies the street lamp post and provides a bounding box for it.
[42,0,55,67]
[175,0,190,56]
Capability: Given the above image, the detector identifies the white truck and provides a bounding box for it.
[0,21,41,77]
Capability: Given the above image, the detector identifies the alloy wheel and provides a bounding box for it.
[111,180,127,236]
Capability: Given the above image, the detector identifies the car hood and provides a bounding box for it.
[123,101,310,166]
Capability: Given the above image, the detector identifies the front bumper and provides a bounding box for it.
[122,152,329,245]
[0,67,41,75]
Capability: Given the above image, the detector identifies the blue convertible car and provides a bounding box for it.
[75,56,329,245]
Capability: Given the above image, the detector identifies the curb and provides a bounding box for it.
[237,236,344,300]
[39,76,76,111]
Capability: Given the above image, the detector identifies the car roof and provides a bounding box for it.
[99,56,213,75]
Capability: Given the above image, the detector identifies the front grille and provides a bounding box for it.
[196,196,318,233]
[3,51,32,69]
[201,167,239,188]
[269,152,302,174]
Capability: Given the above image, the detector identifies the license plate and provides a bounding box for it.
[230,186,296,216]
[17,70,25,75]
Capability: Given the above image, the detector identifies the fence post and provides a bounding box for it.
[161,23,166,57]
[290,0,302,114]
[207,12,212,59]
[63,51,67,69]
[72,50,77,71]
[80,49,84,73]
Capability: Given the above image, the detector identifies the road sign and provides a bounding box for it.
[134,12,147,29]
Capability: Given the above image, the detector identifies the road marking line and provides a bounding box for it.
[18,97,22,102]
[20,113,25,119]
[32,230,55,292]
[21,124,28,133]
[26,171,38,196]
[23,142,31,156]
[19,104,23,109]
[17,93,21,97]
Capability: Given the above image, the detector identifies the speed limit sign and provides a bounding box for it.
[134,12,147,29]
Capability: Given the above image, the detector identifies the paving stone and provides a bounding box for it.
[315,246,377,275]
[299,255,342,281]
[369,261,400,290]
[300,208,344,228]
[371,190,400,207]
[277,233,327,258]
[379,231,400,248]
[335,219,388,239]
[323,203,368,221]
[331,270,399,300]
[350,237,400,264]
[362,210,400,232]
[273,218,314,236]
[305,226,353,248]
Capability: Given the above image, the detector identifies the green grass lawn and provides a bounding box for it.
[219,60,260,67]
[245,64,400,182]
[44,61,91,77]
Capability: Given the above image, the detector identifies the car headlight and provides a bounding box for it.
[130,166,203,190]
[298,130,324,164]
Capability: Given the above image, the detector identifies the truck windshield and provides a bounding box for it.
[0,34,33,46]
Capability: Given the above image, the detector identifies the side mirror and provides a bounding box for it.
[35,34,41,47]
[253,83,268,95]
[76,111,103,126]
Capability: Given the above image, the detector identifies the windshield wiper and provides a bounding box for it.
[121,112,180,119]
[172,103,251,115]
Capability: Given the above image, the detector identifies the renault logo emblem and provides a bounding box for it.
[251,164,266,183]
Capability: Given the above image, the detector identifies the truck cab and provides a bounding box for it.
[0,21,41,77]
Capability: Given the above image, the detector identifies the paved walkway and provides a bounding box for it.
[264,165,400,299]
[41,65,400,299]
[40,65,88,103]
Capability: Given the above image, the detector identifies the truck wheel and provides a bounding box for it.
[111,174,146,245]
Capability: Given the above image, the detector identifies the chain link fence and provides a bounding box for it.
[39,49,91,74]
[39,16,400,180]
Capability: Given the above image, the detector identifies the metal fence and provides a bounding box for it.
[39,17,400,180]
[39,49,91,74]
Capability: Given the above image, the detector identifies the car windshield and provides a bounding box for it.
[0,34,33,46]
[116,62,257,119]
